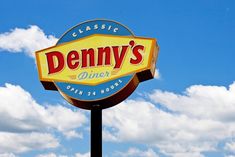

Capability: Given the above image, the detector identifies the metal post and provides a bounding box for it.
[91,108,102,157]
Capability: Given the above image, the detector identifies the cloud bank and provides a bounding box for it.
[103,82,235,157]
[0,83,87,154]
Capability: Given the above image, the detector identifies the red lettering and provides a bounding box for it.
[97,47,111,66]
[67,50,79,69]
[112,46,128,69]
[130,45,144,64]
[44,41,144,73]
[81,49,95,68]
[46,51,64,74]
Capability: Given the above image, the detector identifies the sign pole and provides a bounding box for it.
[91,106,102,157]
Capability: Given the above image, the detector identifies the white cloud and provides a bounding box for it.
[0,83,87,153]
[103,100,216,157]
[225,141,235,153]
[0,83,87,135]
[0,132,58,153]
[0,26,57,58]
[36,152,90,157]
[103,82,235,157]
[63,130,83,139]
[149,82,235,121]
[36,153,67,157]
[74,152,90,157]
[103,129,119,142]
[0,153,17,157]
[154,68,160,79]
[43,105,87,138]
[114,147,159,157]
[37,153,58,157]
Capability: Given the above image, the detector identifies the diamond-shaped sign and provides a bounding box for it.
[36,34,157,86]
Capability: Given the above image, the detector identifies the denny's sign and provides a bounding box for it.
[35,19,159,109]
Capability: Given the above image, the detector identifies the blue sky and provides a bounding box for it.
[0,0,235,157]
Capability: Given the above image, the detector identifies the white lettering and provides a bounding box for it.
[101,24,106,29]
[72,32,77,37]
[79,29,83,33]
[114,28,118,33]
[72,23,119,38]
[86,26,91,31]
[94,24,98,29]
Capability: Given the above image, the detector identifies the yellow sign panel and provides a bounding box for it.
[36,34,157,85]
